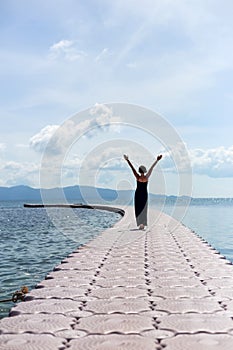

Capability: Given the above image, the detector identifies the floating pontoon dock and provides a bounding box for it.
[1,206,233,349]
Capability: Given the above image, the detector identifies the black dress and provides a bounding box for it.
[134,181,148,226]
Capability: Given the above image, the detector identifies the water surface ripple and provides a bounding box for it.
[0,202,121,318]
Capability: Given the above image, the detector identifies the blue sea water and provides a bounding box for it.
[0,201,122,319]
[162,202,233,262]
[179,204,233,262]
[1,200,233,319]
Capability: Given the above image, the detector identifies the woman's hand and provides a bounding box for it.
[123,154,129,161]
[157,154,162,161]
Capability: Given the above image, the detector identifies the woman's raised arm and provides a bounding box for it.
[124,155,139,180]
[146,154,162,179]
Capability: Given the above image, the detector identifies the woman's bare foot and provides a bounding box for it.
[139,224,144,230]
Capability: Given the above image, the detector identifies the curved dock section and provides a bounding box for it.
[23,203,125,216]
[1,207,233,349]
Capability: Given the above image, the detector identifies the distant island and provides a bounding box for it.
[0,185,232,206]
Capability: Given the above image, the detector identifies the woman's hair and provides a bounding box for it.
[139,165,147,174]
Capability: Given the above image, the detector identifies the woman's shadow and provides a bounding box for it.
[130,228,146,231]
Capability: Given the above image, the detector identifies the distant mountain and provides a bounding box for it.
[0,185,232,205]
[0,185,130,203]
[0,185,41,201]
[0,185,164,205]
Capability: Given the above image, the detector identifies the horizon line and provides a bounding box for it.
[0,184,233,200]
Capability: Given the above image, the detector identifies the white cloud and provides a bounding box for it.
[162,145,233,178]
[50,40,73,51]
[30,104,121,156]
[0,161,39,187]
[29,125,59,153]
[190,146,233,178]
[81,147,124,172]
[49,39,86,61]
[89,103,120,132]
[1,143,233,188]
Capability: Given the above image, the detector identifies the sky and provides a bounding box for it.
[0,0,233,198]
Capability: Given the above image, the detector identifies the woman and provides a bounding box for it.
[124,154,162,230]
